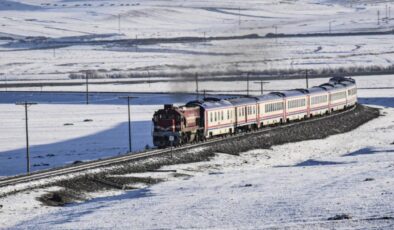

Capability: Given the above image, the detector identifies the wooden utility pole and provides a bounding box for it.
[85,71,89,105]
[16,102,37,174]
[119,96,138,153]
[246,73,250,96]
[305,70,309,88]
[195,73,199,100]
[118,14,121,34]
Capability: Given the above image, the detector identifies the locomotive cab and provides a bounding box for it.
[152,104,201,148]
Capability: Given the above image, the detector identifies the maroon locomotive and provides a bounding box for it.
[152,104,204,148]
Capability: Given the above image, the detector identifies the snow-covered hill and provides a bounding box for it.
[0,0,393,81]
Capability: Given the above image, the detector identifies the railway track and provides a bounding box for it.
[0,104,358,190]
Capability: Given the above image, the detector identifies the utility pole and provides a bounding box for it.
[147,70,151,87]
[386,4,388,23]
[118,14,121,34]
[119,96,138,153]
[254,81,270,95]
[273,25,278,44]
[238,7,241,26]
[246,73,250,96]
[3,74,7,92]
[195,73,199,100]
[85,71,89,105]
[16,102,37,174]
[305,69,309,88]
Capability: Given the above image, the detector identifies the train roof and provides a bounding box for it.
[227,96,257,106]
[255,92,284,102]
[319,82,347,91]
[187,97,233,109]
[337,80,356,87]
[319,83,335,90]
[307,86,328,95]
[333,83,347,90]
[279,89,308,98]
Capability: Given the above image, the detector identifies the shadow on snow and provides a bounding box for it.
[358,97,394,108]
[276,159,353,168]
[0,120,153,177]
[342,147,394,157]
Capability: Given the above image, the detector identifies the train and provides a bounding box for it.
[152,76,357,148]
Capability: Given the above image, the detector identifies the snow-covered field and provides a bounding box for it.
[0,74,393,228]
[0,0,393,81]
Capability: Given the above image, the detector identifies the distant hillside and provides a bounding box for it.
[0,0,41,11]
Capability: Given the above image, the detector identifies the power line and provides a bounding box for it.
[15,101,37,174]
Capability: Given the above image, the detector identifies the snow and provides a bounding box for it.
[0,0,394,228]
[0,74,393,228]
[0,0,393,81]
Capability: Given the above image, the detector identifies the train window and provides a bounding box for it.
[221,111,224,120]
[210,112,213,122]
[227,110,230,119]
[288,99,305,109]
[215,112,217,121]
[331,91,346,101]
